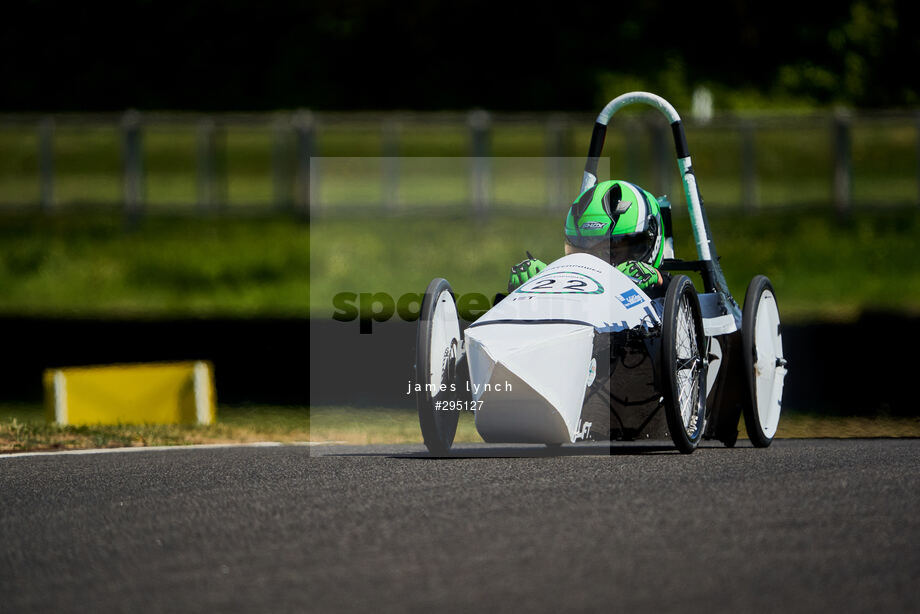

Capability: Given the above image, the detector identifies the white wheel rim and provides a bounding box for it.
[752,289,785,437]
[675,293,702,436]
[428,289,461,392]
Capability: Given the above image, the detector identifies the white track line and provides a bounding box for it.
[0,441,348,459]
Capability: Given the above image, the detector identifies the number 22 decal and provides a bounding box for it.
[533,278,586,291]
[519,272,604,294]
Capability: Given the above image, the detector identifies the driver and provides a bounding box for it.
[507,179,670,297]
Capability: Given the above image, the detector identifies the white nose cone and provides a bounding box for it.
[461,253,656,444]
[465,323,595,444]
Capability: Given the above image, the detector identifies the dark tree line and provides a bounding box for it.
[1,0,917,111]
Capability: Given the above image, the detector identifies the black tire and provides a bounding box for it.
[741,275,786,448]
[661,275,708,454]
[416,278,463,456]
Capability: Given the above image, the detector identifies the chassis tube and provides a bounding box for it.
[582,91,712,262]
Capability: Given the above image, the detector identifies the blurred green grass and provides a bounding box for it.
[0,113,917,318]
[311,207,920,322]
[0,214,308,316]
[0,207,916,319]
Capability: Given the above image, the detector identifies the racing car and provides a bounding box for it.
[415,91,787,454]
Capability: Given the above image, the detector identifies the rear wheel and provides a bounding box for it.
[661,275,708,454]
[416,278,463,456]
[742,276,786,447]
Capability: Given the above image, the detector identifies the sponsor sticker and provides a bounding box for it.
[617,288,644,309]
[580,221,606,230]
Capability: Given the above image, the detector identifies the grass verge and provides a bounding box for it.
[1,404,917,453]
[308,406,481,445]
[0,405,309,454]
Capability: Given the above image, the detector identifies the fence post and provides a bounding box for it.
[833,111,852,215]
[651,119,670,196]
[382,118,400,213]
[916,112,920,207]
[121,110,143,222]
[196,118,217,213]
[469,110,491,217]
[272,115,292,211]
[38,117,55,213]
[741,118,758,213]
[546,114,567,211]
[624,118,641,183]
[294,110,315,218]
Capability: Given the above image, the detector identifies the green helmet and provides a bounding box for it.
[564,180,664,267]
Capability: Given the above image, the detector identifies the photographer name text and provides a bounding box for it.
[407,380,513,395]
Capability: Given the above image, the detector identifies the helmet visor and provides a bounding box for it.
[565,231,652,264]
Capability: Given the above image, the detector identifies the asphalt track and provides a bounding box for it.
[2,439,918,613]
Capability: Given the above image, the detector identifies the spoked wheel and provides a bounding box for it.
[661,275,708,454]
[416,278,465,456]
[742,276,787,447]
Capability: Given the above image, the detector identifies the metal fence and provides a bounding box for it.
[0,109,918,217]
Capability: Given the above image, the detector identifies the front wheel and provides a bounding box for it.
[661,275,708,454]
[741,276,787,447]
[416,278,463,456]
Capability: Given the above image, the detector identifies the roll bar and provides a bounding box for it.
[582,91,735,304]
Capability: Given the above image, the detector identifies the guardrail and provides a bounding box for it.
[0,109,918,217]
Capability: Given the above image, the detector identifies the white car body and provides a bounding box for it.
[464,253,661,444]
